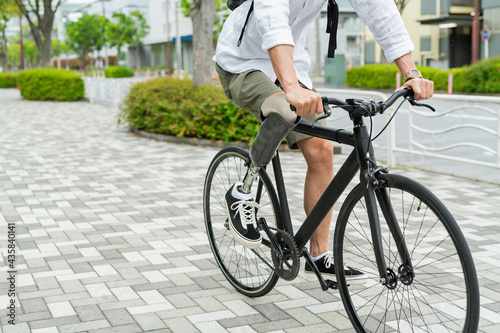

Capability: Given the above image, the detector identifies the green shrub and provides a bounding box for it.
[346,64,399,89]
[120,77,260,143]
[104,66,134,78]
[346,58,500,94]
[459,57,500,93]
[0,72,18,88]
[17,68,84,101]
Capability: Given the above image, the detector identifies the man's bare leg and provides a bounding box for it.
[296,137,334,257]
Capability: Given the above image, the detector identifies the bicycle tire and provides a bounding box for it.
[203,146,281,297]
[334,173,479,333]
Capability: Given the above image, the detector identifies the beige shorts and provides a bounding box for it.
[215,63,326,149]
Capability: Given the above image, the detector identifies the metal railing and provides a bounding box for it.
[392,94,500,169]
[318,88,500,175]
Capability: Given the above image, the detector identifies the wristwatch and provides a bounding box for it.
[402,69,423,83]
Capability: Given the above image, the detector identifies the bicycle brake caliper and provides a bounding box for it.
[365,153,388,189]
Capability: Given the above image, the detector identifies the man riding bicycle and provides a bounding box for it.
[214,0,434,283]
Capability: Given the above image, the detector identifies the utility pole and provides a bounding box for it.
[315,16,321,77]
[19,10,24,70]
[175,0,181,77]
[471,0,480,63]
[101,0,109,68]
[165,0,172,75]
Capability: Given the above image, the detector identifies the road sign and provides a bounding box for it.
[482,29,490,41]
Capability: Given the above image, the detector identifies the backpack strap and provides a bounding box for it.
[326,0,339,58]
[237,1,254,47]
[237,0,339,58]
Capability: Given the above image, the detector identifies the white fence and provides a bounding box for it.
[83,71,169,107]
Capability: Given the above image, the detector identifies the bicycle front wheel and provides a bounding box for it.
[203,146,281,297]
[334,173,479,333]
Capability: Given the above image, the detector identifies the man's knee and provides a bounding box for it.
[300,139,334,170]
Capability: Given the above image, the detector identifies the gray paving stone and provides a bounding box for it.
[19,298,49,313]
[75,305,106,321]
[88,324,144,333]
[102,309,136,327]
[1,89,499,333]
[131,313,167,331]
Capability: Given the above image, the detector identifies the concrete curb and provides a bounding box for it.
[131,128,342,154]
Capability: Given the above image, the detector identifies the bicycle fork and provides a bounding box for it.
[355,120,414,288]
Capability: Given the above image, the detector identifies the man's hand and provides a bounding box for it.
[400,77,434,101]
[268,45,323,117]
[284,85,323,117]
[394,53,434,101]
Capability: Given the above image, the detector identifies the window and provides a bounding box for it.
[365,42,375,64]
[484,8,500,31]
[420,37,431,52]
[421,0,436,15]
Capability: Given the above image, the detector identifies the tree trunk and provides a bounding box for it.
[0,27,9,71]
[0,51,8,71]
[15,0,59,67]
[191,0,215,86]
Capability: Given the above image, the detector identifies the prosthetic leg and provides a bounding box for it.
[250,93,299,167]
[241,93,299,193]
[227,93,298,249]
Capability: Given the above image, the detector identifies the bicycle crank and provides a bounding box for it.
[270,229,300,281]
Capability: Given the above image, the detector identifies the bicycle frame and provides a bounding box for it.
[272,116,413,284]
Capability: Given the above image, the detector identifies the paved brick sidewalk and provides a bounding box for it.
[0,89,499,332]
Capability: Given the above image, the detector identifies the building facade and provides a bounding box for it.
[483,0,500,58]
[57,0,497,76]
[137,0,193,73]
[364,0,498,70]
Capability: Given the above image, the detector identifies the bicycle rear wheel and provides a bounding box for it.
[203,146,281,297]
[334,173,479,332]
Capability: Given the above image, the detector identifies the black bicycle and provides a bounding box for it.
[203,88,480,332]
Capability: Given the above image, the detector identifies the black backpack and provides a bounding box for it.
[231,0,339,58]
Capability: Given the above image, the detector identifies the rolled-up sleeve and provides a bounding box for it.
[254,0,295,51]
[348,0,415,63]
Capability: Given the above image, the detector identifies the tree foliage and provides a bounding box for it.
[0,0,18,70]
[106,12,135,58]
[66,13,109,68]
[127,10,149,71]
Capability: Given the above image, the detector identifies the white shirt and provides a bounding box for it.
[214,0,415,89]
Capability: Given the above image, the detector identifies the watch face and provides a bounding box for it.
[411,70,420,76]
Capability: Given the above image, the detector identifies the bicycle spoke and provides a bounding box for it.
[335,176,478,332]
[204,148,280,296]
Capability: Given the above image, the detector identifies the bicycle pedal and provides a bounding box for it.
[325,279,338,290]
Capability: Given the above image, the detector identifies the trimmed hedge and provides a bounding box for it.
[105,66,134,78]
[17,68,84,101]
[346,64,441,89]
[0,72,18,88]
[120,77,260,144]
[346,57,500,93]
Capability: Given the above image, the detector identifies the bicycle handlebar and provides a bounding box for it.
[290,87,435,121]
[324,87,435,118]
